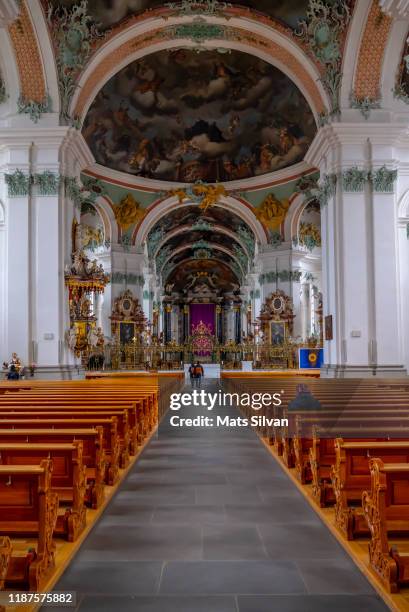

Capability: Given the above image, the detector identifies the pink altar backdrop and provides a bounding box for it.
[190,304,215,356]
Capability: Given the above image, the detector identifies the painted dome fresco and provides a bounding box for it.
[83,49,317,183]
[47,1,311,30]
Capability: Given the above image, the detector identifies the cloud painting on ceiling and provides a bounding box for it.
[47,1,310,30]
[83,49,316,183]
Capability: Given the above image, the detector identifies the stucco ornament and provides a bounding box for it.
[299,222,321,251]
[341,167,370,192]
[147,227,166,257]
[33,170,60,196]
[349,93,381,120]
[169,20,226,44]
[156,246,172,272]
[256,193,290,231]
[237,225,255,258]
[165,0,231,18]
[114,194,146,230]
[169,181,227,211]
[47,1,105,125]
[371,166,397,193]
[5,170,31,197]
[17,94,52,123]
[296,0,351,115]
[317,174,337,206]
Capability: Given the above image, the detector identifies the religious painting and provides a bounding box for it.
[46,1,311,32]
[119,321,136,344]
[270,321,286,346]
[324,315,333,341]
[83,49,316,183]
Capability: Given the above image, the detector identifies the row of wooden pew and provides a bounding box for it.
[222,375,409,594]
[0,373,183,597]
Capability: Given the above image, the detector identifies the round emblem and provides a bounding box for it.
[308,352,318,365]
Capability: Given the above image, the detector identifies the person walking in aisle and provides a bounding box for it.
[188,363,195,387]
[192,361,204,388]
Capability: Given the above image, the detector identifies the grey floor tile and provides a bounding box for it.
[76,526,202,561]
[116,484,196,504]
[78,595,237,612]
[152,505,225,525]
[296,558,375,594]
[159,560,306,594]
[57,561,162,595]
[196,484,263,505]
[203,525,267,560]
[224,501,318,525]
[237,594,388,612]
[258,523,348,560]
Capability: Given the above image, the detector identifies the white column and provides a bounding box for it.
[300,284,310,340]
[34,190,61,366]
[306,123,407,376]
[0,200,5,364]
[1,145,31,364]
[398,221,409,372]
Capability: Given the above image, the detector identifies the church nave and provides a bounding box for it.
[52,382,387,612]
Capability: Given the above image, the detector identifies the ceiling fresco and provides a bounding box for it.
[158,230,242,254]
[83,49,316,183]
[148,205,253,236]
[47,1,311,31]
[166,258,240,294]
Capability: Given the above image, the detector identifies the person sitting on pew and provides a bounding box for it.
[287,384,321,411]
[6,365,19,381]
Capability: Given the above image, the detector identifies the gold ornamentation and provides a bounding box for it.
[299,222,321,250]
[169,183,227,212]
[256,193,290,230]
[194,183,227,212]
[114,194,146,229]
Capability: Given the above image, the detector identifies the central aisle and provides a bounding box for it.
[55,382,387,612]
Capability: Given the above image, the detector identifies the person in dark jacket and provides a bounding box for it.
[287,384,321,411]
[7,365,19,380]
[192,362,204,388]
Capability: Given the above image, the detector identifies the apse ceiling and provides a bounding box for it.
[83,49,317,183]
[48,1,310,31]
[149,205,251,236]
[166,259,240,294]
[149,205,254,290]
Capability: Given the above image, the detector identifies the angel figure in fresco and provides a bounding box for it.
[129,139,151,174]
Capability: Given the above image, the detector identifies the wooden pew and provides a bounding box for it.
[0,460,58,591]
[0,443,86,542]
[0,409,131,469]
[2,392,154,438]
[0,429,104,509]
[331,439,409,540]
[291,414,409,484]
[362,459,409,592]
[0,537,12,589]
[309,426,409,508]
[0,418,119,485]
[0,400,142,451]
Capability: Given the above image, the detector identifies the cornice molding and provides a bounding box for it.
[305,123,409,168]
[84,160,315,193]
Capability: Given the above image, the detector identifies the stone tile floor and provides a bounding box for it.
[51,381,388,612]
